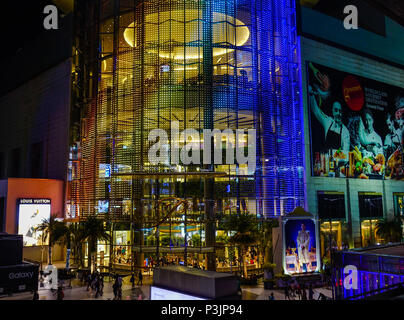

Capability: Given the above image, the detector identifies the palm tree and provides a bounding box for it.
[58,222,86,269]
[35,215,66,266]
[82,215,111,272]
[68,223,86,268]
[222,213,259,278]
[376,218,403,243]
[258,218,279,264]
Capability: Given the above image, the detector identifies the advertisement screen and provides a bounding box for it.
[307,62,404,180]
[284,219,317,274]
[150,286,205,300]
[18,199,51,246]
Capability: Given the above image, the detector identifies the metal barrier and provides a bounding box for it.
[344,282,404,300]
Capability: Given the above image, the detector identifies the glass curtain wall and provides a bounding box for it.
[68,0,304,272]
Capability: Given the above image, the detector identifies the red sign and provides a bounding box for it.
[342,76,364,111]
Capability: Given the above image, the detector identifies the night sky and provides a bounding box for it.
[0,1,53,59]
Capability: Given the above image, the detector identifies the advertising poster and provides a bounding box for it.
[307,62,404,180]
[17,199,51,246]
[284,219,317,274]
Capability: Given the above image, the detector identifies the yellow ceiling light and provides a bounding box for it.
[123,10,250,60]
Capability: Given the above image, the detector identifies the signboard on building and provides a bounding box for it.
[284,218,318,274]
[17,198,51,246]
[0,262,39,295]
[307,61,404,180]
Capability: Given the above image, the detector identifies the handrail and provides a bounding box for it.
[344,282,404,300]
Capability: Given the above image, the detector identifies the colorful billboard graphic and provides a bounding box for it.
[307,62,404,180]
[17,199,51,246]
[284,219,318,274]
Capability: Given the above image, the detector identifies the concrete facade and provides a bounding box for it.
[300,35,404,248]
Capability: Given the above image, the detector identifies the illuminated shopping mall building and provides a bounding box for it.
[0,1,403,275]
[65,0,305,270]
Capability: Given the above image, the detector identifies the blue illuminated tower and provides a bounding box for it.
[68,0,305,270]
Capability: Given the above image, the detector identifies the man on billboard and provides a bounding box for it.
[395,96,404,145]
[297,223,311,273]
[384,113,401,158]
[309,86,350,154]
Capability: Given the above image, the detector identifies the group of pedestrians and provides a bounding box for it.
[283,283,318,300]
[130,270,143,288]
[112,274,123,300]
[86,271,104,298]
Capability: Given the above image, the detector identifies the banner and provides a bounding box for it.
[307,62,404,180]
[284,219,317,274]
[17,199,51,246]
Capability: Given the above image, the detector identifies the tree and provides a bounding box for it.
[222,213,259,278]
[376,218,403,243]
[59,222,87,269]
[258,218,279,264]
[82,215,111,272]
[36,215,66,265]
[70,223,87,268]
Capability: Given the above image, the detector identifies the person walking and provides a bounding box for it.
[289,284,295,299]
[268,292,275,300]
[117,284,123,300]
[301,286,307,300]
[308,284,314,300]
[94,276,101,298]
[56,286,64,300]
[284,286,290,300]
[295,284,301,300]
[33,291,39,300]
[100,276,104,296]
[130,273,135,288]
[113,276,118,300]
[117,275,123,300]
[86,272,92,291]
[137,270,143,286]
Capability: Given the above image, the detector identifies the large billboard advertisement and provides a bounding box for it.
[17,199,51,246]
[284,219,318,274]
[307,62,404,180]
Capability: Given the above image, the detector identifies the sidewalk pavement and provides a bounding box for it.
[241,283,333,300]
[1,278,333,301]
[0,261,333,300]
[1,281,149,301]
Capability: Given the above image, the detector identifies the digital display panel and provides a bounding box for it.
[18,199,51,246]
[150,286,205,300]
[307,62,404,180]
[284,219,318,274]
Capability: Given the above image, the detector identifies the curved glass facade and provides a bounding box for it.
[68,0,305,271]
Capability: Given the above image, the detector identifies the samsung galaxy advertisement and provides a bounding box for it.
[17,199,51,246]
[284,219,318,274]
[307,62,404,180]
